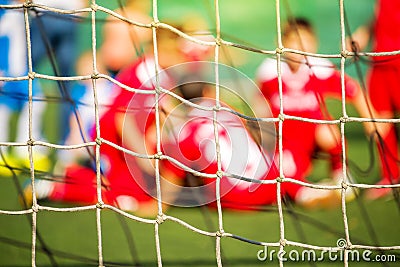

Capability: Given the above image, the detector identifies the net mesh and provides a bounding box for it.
[0,0,399,266]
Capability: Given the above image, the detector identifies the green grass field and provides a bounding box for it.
[1,0,399,266]
[0,176,398,266]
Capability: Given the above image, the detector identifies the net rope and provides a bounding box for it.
[0,0,399,266]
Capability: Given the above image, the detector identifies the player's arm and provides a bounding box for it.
[346,24,372,52]
[343,77,391,138]
[115,112,156,175]
[320,70,384,138]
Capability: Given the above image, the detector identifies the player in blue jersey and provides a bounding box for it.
[0,1,49,175]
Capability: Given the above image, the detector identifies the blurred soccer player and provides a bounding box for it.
[349,0,400,199]
[100,0,152,76]
[160,83,280,210]
[23,25,185,217]
[55,50,119,171]
[29,0,88,143]
[0,0,48,174]
[256,18,375,206]
[159,76,354,210]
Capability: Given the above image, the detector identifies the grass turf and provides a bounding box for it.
[0,198,398,266]
[0,137,398,266]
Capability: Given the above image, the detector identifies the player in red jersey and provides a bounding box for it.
[349,0,400,199]
[49,56,163,211]
[23,26,186,216]
[256,18,376,205]
[160,77,352,210]
[100,0,153,76]
[160,86,279,210]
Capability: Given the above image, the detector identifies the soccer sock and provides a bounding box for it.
[377,126,399,184]
[0,105,12,142]
[49,165,97,204]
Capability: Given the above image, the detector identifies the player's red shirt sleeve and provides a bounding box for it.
[315,71,358,100]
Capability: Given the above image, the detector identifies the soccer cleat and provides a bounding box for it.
[0,152,52,177]
[295,186,341,209]
[331,170,359,202]
[295,175,358,209]
[365,187,392,200]
[19,153,52,174]
[20,179,54,208]
[0,153,22,177]
[365,179,398,200]
[20,180,33,209]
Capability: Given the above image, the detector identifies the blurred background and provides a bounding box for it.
[1,0,399,266]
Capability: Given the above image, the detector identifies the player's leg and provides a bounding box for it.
[0,104,20,176]
[104,157,155,212]
[315,124,342,176]
[290,124,357,208]
[366,66,399,199]
[50,165,98,204]
[13,91,51,172]
[54,16,79,144]
[29,15,48,72]
[0,81,42,175]
[22,164,98,207]
[0,104,12,143]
